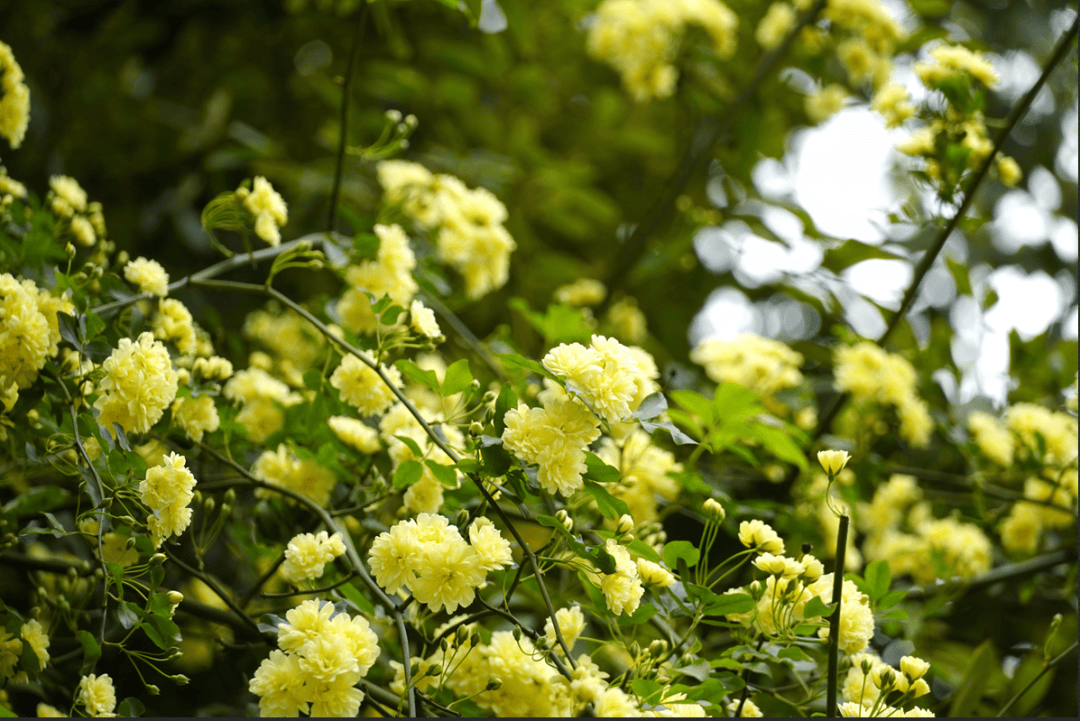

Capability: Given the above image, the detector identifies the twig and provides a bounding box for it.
[996,640,1078,717]
[814,16,1080,443]
[239,552,286,610]
[162,547,260,635]
[260,570,358,598]
[902,548,1076,601]
[601,0,827,300]
[327,5,370,234]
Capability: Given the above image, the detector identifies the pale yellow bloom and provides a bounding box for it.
[94,332,179,435]
[282,531,346,583]
[327,415,381,454]
[756,3,795,50]
[20,619,49,668]
[409,298,441,339]
[77,674,117,717]
[817,449,851,476]
[554,278,607,307]
[738,519,784,554]
[124,257,170,297]
[806,84,848,124]
[0,42,30,149]
[330,350,402,417]
[242,176,288,246]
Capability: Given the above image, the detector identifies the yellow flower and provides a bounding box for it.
[0,273,51,389]
[636,558,676,587]
[806,574,875,654]
[327,415,381,454]
[411,536,486,613]
[690,333,804,400]
[248,649,310,717]
[725,698,763,717]
[467,517,512,572]
[738,519,785,554]
[0,628,21,677]
[330,350,402,417]
[139,452,197,547]
[152,299,198,355]
[123,257,170,297]
[704,498,726,521]
[20,620,49,668]
[242,176,288,246]
[543,606,586,650]
[409,298,442,340]
[817,449,851,476]
[94,332,179,435]
[252,444,336,507]
[756,3,795,50]
[900,655,931,681]
[872,83,915,128]
[806,84,848,124]
[282,531,346,584]
[77,673,117,717]
[553,278,607,307]
[598,539,644,616]
[171,394,220,442]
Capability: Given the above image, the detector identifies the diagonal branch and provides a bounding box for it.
[601,0,828,299]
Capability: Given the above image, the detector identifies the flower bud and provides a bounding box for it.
[817,449,851,476]
[900,655,930,681]
[486,678,502,691]
[615,514,634,535]
[555,509,573,533]
[167,591,184,613]
[649,639,668,657]
[149,553,167,567]
[147,684,160,695]
[703,498,725,521]
[425,664,442,677]
[172,674,190,686]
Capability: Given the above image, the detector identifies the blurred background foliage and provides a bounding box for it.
[1,0,1077,716]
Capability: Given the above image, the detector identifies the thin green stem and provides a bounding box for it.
[327,5,370,234]
[996,640,1078,717]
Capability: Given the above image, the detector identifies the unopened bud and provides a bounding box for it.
[167,591,184,611]
[224,489,237,506]
[615,514,634,535]
[385,109,403,123]
[512,627,522,641]
[149,553,167,567]
[468,421,484,436]
[703,498,725,521]
[485,678,502,691]
[555,509,573,533]
[456,625,470,645]
[425,664,442,677]
[649,640,668,657]
[147,684,160,696]
[172,674,189,686]
[65,243,76,258]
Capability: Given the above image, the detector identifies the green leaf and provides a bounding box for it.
[0,704,15,717]
[392,460,424,488]
[57,311,83,349]
[352,232,379,259]
[662,540,701,570]
[640,418,698,445]
[3,486,71,517]
[706,592,755,616]
[493,383,517,435]
[498,353,557,380]
[821,239,905,273]
[380,302,405,325]
[583,452,621,484]
[77,630,101,674]
[394,434,424,458]
[480,444,512,477]
[877,589,907,609]
[424,460,458,487]
[777,646,812,663]
[143,615,180,651]
[105,562,125,595]
[627,539,661,563]
[632,392,667,420]
[631,678,663,702]
[949,639,996,717]
[802,595,834,619]
[583,480,630,520]
[864,560,891,603]
[19,511,67,538]
[117,601,140,630]
[946,258,972,296]
[670,389,714,424]
[624,603,658,624]
[303,368,324,391]
[117,697,146,717]
[666,470,712,494]
[441,358,474,396]
[713,383,764,420]
[338,582,375,615]
[743,423,808,469]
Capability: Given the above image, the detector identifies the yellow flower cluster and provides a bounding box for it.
[368,513,511,613]
[243,307,323,385]
[502,382,601,496]
[834,342,933,447]
[0,41,29,149]
[858,474,993,583]
[599,539,645,615]
[282,531,346,583]
[223,366,303,442]
[47,175,105,246]
[967,410,1015,467]
[607,296,649,344]
[690,333,804,406]
[330,350,402,417]
[0,273,71,391]
[554,278,607,307]
[252,444,337,507]
[408,298,441,340]
[77,673,117,717]
[171,394,220,442]
[337,223,418,334]
[871,83,916,128]
[0,628,20,678]
[823,0,905,87]
[806,573,875,654]
[124,257,170,297]
[806,83,849,124]
[237,176,288,246]
[191,355,233,381]
[327,415,381,454]
[152,298,198,356]
[249,599,378,717]
[756,3,796,50]
[1004,402,1078,468]
[914,43,999,89]
[999,476,1077,555]
[94,332,179,436]
[597,428,682,522]
[139,452,197,548]
[20,620,49,669]
[586,0,738,102]
[840,652,933,717]
[379,402,464,514]
[542,335,656,423]
[376,161,516,299]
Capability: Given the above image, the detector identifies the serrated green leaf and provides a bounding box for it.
[627,538,661,563]
[117,601,140,629]
[713,383,764,420]
[777,646,812,662]
[877,589,907,609]
[338,582,375,615]
[498,353,557,380]
[394,434,424,458]
[583,452,621,484]
[3,486,71,517]
[395,359,441,391]
[631,392,667,420]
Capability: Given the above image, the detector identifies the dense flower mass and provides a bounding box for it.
[690,333,804,405]
[282,531,346,584]
[541,335,655,423]
[0,274,53,390]
[329,350,402,417]
[94,332,179,435]
[598,539,645,616]
[124,257,170,297]
[376,161,516,299]
[806,573,875,654]
[139,452,197,548]
[587,0,739,102]
[368,513,511,613]
[834,341,933,447]
[239,176,288,246]
[252,444,337,507]
[249,599,378,717]
[0,41,30,149]
[337,223,418,334]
